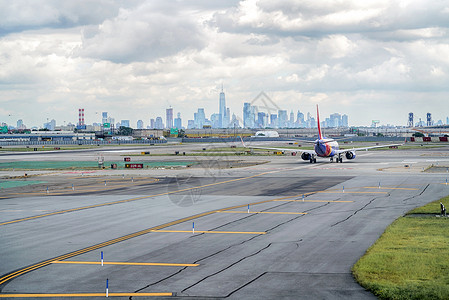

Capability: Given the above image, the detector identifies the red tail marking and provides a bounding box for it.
[316,104,323,140]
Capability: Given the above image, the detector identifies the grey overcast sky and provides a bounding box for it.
[1,0,448,128]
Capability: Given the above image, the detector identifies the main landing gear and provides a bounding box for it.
[309,155,317,163]
[331,155,343,163]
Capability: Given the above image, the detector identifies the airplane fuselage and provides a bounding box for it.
[314,138,339,157]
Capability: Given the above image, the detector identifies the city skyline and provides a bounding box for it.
[1,1,448,127]
[3,94,449,131]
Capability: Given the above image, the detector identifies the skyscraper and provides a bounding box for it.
[278,110,287,128]
[102,112,108,124]
[194,108,206,128]
[137,120,144,129]
[174,112,182,129]
[166,107,174,129]
[341,114,349,127]
[155,117,164,129]
[243,103,252,128]
[219,85,226,128]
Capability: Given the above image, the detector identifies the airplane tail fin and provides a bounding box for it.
[240,136,247,148]
[316,104,323,139]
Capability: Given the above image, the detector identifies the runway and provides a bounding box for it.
[1,145,449,299]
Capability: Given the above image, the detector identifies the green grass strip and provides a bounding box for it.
[353,196,449,299]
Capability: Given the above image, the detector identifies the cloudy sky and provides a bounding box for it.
[1,0,448,128]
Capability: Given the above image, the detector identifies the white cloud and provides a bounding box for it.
[0,0,448,127]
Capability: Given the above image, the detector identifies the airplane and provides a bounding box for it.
[242,105,403,163]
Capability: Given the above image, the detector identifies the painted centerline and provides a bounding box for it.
[52,261,198,267]
[217,211,307,215]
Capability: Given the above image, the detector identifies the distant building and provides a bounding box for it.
[219,86,226,128]
[102,112,108,124]
[270,114,278,128]
[408,113,414,127]
[174,112,182,129]
[137,120,144,129]
[150,119,155,129]
[210,113,220,129]
[155,117,164,129]
[243,103,255,128]
[330,113,341,127]
[78,109,85,126]
[426,113,432,126]
[257,112,266,128]
[17,119,26,130]
[44,119,56,130]
[121,120,130,128]
[229,114,240,128]
[194,108,206,129]
[166,107,173,129]
[296,110,305,127]
[278,110,287,128]
[341,114,349,127]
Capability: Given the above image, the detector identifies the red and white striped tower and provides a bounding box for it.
[78,108,85,126]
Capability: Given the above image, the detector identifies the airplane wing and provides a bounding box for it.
[334,143,403,154]
[245,145,316,155]
[240,136,316,154]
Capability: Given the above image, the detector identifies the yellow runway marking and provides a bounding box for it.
[274,200,354,203]
[317,191,388,194]
[8,178,159,196]
[363,187,418,190]
[0,171,277,227]
[153,230,266,234]
[52,261,199,267]
[0,292,172,297]
[0,194,276,286]
[217,211,307,215]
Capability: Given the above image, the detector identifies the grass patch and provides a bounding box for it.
[353,201,449,299]
[0,180,46,189]
[407,195,449,215]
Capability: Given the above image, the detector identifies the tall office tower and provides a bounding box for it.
[102,112,108,124]
[341,114,349,127]
[278,110,287,128]
[194,108,206,129]
[330,113,342,127]
[150,119,155,128]
[289,111,294,127]
[211,113,220,128]
[257,112,266,128]
[230,114,240,128]
[166,107,174,129]
[155,117,164,129]
[174,112,182,129]
[426,113,432,127]
[296,110,305,127]
[243,103,252,128]
[78,108,85,125]
[270,114,278,128]
[137,120,144,129]
[17,119,25,129]
[219,85,226,127]
[408,113,414,127]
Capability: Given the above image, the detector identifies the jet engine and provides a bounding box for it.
[345,151,356,160]
[301,152,311,161]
